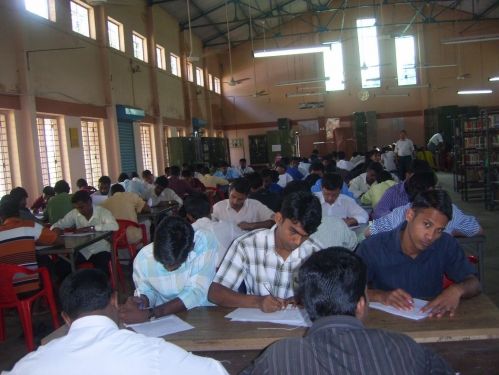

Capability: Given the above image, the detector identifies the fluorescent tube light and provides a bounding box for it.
[457,89,493,95]
[441,34,499,45]
[374,93,409,97]
[275,77,329,87]
[286,92,325,98]
[489,76,499,82]
[254,46,329,58]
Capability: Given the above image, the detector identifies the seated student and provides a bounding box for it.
[30,186,55,214]
[213,161,241,181]
[76,178,97,194]
[235,158,255,176]
[93,176,112,196]
[168,165,199,197]
[348,162,383,199]
[143,176,183,207]
[119,216,218,324]
[262,168,283,193]
[242,248,454,375]
[0,195,61,293]
[357,190,481,316]
[286,157,304,180]
[212,178,275,231]
[381,145,397,173]
[4,269,228,375]
[303,162,323,187]
[100,184,150,243]
[361,170,397,208]
[184,194,245,267]
[44,180,73,224]
[198,166,229,189]
[181,169,206,192]
[337,150,354,171]
[366,175,482,237]
[373,159,432,219]
[9,187,41,223]
[51,191,119,273]
[315,173,368,227]
[141,169,155,191]
[275,161,294,188]
[247,172,282,212]
[208,191,322,312]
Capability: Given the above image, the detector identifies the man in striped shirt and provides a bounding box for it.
[243,248,454,375]
[208,191,322,313]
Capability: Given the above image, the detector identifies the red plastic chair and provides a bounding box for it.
[443,255,479,289]
[0,264,60,351]
[112,219,148,288]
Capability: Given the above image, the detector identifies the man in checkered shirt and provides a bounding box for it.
[208,191,323,313]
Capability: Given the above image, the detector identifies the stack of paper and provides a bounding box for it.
[369,298,429,320]
[125,315,194,337]
[226,306,312,327]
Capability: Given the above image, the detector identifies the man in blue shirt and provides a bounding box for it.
[357,190,480,318]
[286,157,304,180]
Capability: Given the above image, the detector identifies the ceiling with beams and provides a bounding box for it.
[152,0,499,48]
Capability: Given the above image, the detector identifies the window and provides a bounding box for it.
[170,53,181,77]
[140,124,153,172]
[214,77,221,94]
[70,0,92,38]
[395,36,417,86]
[25,0,55,21]
[196,67,204,87]
[357,18,381,88]
[0,114,12,197]
[132,32,147,62]
[186,62,194,82]
[156,44,166,70]
[207,73,213,91]
[37,117,63,187]
[323,42,345,91]
[107,17,124,52]
[81,120,103,188]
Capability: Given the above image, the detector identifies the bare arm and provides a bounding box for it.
[367,288,414,310]
[238,220,274,231]
[119,295,187,324]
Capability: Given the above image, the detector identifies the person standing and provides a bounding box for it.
[427,132,444,170]
[394,130,414,180]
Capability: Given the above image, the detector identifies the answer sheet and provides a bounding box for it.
[369,298,429,320]
[225,306,312,327]
[126,315,194,337]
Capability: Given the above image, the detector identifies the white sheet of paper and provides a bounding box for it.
[369,298,429,320]
[225,306,312,327]
[125,315,194,337]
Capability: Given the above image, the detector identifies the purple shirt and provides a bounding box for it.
[372,182,408,219]
[168,176,196,197]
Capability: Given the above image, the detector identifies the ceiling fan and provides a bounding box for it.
[246,0,268,98]
[222,0,250,86]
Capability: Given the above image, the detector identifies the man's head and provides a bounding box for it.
[55,180,71,194]
[275,191,321,252]
[154,176,169,196]
[110,183,125,196]
[376,170,394,184]
[290,157,300,168]
[71,190,93,218]
[184,194,210,222]
[0,195,20,220]
[309,162,324,176]
[337,151,346,161]
[405,171,438,202]
[142,170,154,184]
[260,169,276,189]
[239,158,247,168]
[217,161,228,174]
[98,176,111,195]
[181,169,192,181]
[297,248,368,322]
[170,165,181,177]
[246,172,263,192]
[10,187,28,209]
[399,130,407,140]
[405,159,431,180]
[368,150,381,163]
[42,186,55,200]
[76,178,88,189]
[404,190,453,253]
[275,162,287,175]
[59,269,116,326]
[229,178,250,211]
[153,216,194,271]
[366,162,383,185]
[117,173,129,183]
[321,173,343,205]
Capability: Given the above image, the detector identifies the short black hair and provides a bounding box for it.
[142,170,153,178]
[240,158,247,163]
[230,178,250,195]
[131,172,139,178]
[42,186,55,196]
[366,162,383,175]
[98,176,111,185]
[411,189,453,221]
[55,180,70,194]
[110,184,125,195]
[407,159,431,175]
[0,195,20,218]
[76,178,88,188]
[297,248,367,321]
[117,173,129,182]
[10,187,28,202]
[71,190,91,204]
[184,194,210,220]
[246,172,263,190]
[282,180,310,197]
[170,165,181,176]
[309,162,324,173]
[321,173,343,191]
[376,170,394,183]
[59,269,112,320]
[280,191,321,235]
[155,176,169,188]
[181,169,192,178]
[153,216,194,267]
[337,151,346,160]
[405,171,438,202]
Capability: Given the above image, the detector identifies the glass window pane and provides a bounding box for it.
[395,36,417,86]
[107,19,120,50]
[0,114,12,197]
[37,117,63,187]
[357,18,380,88]
[81,120,102,188]
[133,34,144,61]
[71,1,90,37]
[324,42,345,91]
[25,0,49,19]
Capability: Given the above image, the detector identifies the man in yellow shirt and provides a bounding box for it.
[361,171,397,209]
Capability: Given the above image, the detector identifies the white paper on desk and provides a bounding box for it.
[369,298,429,320]
[125,315,194,337]
[225,306,312,327]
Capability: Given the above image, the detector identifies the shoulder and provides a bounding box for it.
[193,228,218,253]
[135,242,154,263]
[95,206,113,215]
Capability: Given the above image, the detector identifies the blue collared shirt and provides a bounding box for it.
[286,167,304,181]
[372,182,408,219]
[356,222,477,298]
[370,202,480,237]
[213,168,241,180]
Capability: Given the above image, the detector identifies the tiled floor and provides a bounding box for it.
[0,172,497,372]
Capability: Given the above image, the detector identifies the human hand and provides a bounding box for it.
[238,221,254,231]
[258,295,287,313]
[119,296,151,324]
[343,218,358,227]
[421,285,463,318]
[380,289,414,310]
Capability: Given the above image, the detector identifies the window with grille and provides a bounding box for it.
[37,117,63,187]
[323,42,345,91]
[163,127,170,167]
[140,124,153,172]
[395,36,417,86]
[25,0,55,21]
[107,17,124,52]
[0,114,12,197]
[70,0,91,38]
[207,73,213,91]
[357,18,381,88]
[186,62,194,82]
[196,67,204,87]
[156,44,166,70]
[81,120,103,188]
[132,31,147,62]
[170,53,181,77]
[214,77,221,94]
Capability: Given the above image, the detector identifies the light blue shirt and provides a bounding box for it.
[133,229,218,309]
[213,168,241,180]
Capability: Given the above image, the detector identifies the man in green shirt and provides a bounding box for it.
[44,180,73,224]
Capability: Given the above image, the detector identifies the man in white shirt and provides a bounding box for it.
[143,176,183,207]
[185,194,245,266]
[427,132,444,152]
[394,130,414,180]
[275,162,293,188]
[3,269,228,375]
[212,178,275,231]
[348,162,383,199]
[315,173,368,227]
[51,190,119,273]
[337,151,354,171]
[235,158,255,176]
